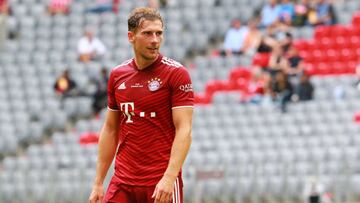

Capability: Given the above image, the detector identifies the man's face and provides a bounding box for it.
[128,19,163,61]
[85,31,93,40]
[269,0,277,6]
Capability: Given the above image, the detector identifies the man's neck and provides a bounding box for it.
[134,54,159,70]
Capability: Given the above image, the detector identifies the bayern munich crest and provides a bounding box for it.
[148,78,162,91]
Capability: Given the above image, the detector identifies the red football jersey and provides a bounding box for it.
[107,55,194,186]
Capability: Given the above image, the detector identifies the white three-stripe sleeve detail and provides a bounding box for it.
[176,178,180,203]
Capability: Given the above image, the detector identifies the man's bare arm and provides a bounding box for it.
[153,107,193,203]
[89,109,120,203]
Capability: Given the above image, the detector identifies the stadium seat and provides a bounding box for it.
[252,53,270,68]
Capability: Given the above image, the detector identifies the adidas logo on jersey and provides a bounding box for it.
[118,82,126,90]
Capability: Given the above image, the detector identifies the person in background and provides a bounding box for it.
[242,19,262,56]
[92,67,109,115]
[354,57,360,90]
[303,176,324,203]
[293,74,314,101]
[256,24,278,53]
[245,68,267,104]
[272,23,293,53]
[47,0,72,15]
[54,69,78,98]
[0,0,9,50]
[293,0,310,26]
[279,0,295,25]
[285,46,303,82]
[315,0,336,25]
[260,0,281,27]
[0,0,9,15]
[86,0,120,14]
[221,18,248,57]
[268,45,287,77]
[77,30,106,63]
[271,70,293,112]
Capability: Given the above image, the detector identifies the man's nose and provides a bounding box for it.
[151,33,160,43]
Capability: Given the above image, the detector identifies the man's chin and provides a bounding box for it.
[143,53,158,60]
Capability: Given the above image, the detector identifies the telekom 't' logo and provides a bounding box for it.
[120,102,135,123]
[120,102,157,123]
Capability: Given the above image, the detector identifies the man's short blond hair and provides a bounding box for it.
[128,7,163,32]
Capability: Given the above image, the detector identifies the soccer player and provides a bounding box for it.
[88,7,194,203]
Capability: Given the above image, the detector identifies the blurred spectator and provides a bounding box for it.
[92,67,109,115]
[77,30,106,63]
[315,0,336,25]
[47,0,72,15]
[0,0,9,15]
[242,19,262,56]
[303,176,325,203]
[257,24,278,53]
[86,0,120,14]
[148,0,159,8]
[268,45,287,77]
[147,0,168,8]
[0,0,8,51]
[260,0,281,27]
[285,46,303,80]
[293,0,310,26]
[308,0,336,26]
[244,68,267,104]
[293,74,314,101]
[221,19,248,57]
[270,71,293,112]
[54,69,78,98]
[355,58,360,90]
[279,0,295,25]
[275,23,293,53]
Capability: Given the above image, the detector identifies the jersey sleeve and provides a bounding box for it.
[107,70,119,110]
[170,67,194,109]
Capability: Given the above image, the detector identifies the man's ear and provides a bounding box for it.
[128,31,135,43]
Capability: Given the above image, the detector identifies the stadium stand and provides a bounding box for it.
[1,0,360,203]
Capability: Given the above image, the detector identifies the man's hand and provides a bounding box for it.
[89,183,104,203]
[152,175,176,203]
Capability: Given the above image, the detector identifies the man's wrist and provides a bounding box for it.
[94,178,104,186]
[163,173,177,182]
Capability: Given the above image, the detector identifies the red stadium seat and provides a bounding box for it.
[314,26,331,39]
[293,39,308,51]
[352,12,360,27]
[252,53,270,68]
[334,37,349,49]
[330,25,352,38]
[304,63,316,75]
[331,62,346,74]
[315,62,333,75]
[79,132,99,145]
[194,93,211,104]
[205,80,230,96]
[349,37,360,50]
[318,37,333,50]
[312,50,327,63]
[346,61,357,74]
[352,27,360,37]
[306,40,317,50]
[229,68,252,81]
[228,78,249,91]
[326,49,341,63]
[353,111,360,123]
[340,49,357,62]
[356,48,360,58]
